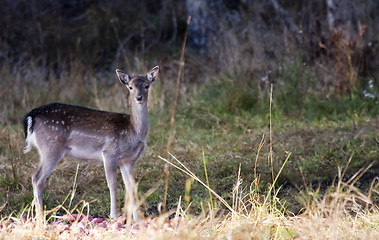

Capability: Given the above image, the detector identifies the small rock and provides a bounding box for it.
[62,224,71,231]
[63,214,75,222]
[86,215,94,222]
[66,213,84,222]
[130,221,148,234]
[52,220,64,229]
[6,223,15,232]
[98,221,107,228]
[113,222,123,230]
[117,215,126,224]
[78,221,88,229]
[92,217,104,224]
[21,214,28,223]
[75,226,85,234]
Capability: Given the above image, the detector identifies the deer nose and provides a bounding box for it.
[136,95,143,101]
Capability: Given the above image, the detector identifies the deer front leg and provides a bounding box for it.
[102,152,118,219]
[120,164,140,222]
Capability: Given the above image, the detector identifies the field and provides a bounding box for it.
[1,1,379,239]
[0,58,378,239]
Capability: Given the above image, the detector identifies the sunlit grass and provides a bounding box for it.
[0,152,378,239]
[0,60,378,239]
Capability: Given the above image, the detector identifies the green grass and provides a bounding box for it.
[0,60,378,219]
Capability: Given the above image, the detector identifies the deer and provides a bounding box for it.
[23,66,159,222]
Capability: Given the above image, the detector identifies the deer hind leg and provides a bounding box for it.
[102,152,119,219]
[32,147,66,218]
[120,164,140,222]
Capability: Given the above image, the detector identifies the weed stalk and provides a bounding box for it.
[202,150,214,212]
[163,16,191,213]
[269,83,275,195]
[68,163,80,210]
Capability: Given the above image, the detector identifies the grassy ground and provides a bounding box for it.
[0,1,378,238]
[0,59,378,238]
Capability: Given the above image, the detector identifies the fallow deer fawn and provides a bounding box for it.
[23,66,159,221]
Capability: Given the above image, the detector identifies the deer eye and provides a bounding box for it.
[128,86,133,90]
[145,85,149,89]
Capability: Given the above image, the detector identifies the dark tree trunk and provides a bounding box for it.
[186,0,230,55]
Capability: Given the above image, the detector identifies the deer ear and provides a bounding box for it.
[147,66,159,83]
[116,69,130,85]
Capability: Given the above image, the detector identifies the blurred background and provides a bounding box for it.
[0,0,378,217]
[1,0,378,87]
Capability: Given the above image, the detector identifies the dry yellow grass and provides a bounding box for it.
[0,197,377,239]
[0,61,378,240]
[1,154,378,240]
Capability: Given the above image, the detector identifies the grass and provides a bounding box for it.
[1,1,378,237]
[0,152,377,239]
[0,58,378,238]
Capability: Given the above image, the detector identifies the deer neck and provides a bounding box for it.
[129,100,149,138]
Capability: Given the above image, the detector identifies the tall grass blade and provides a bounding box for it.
[164,16,191,214]
[202,150,214,211]
[269,83,275,194]
[253,152,291,230]
[68,163,80,210]
[158,154,236,215]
